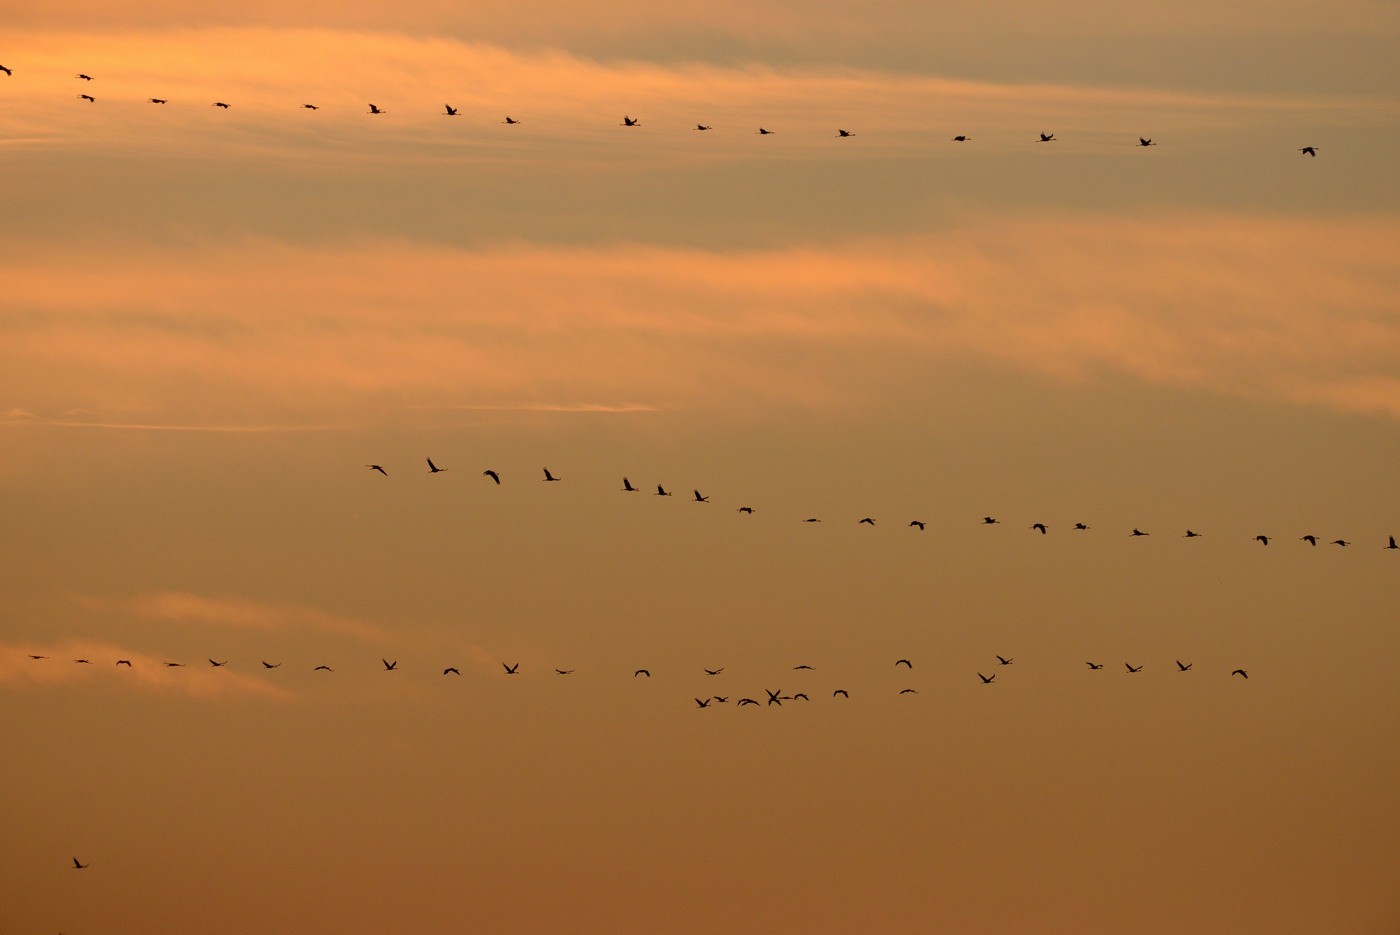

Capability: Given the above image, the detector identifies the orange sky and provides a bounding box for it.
[2,6,1397,934]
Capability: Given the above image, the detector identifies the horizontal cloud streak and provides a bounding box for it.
[71,593,390,643]
[2,214,1397,424]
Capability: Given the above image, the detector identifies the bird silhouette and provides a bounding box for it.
[895,659,913,669]
[622,115,640,126]
[1138,137,1156,146]
[803,517,821,523]
[695,697,710,708]
[1255,535,1271,545]
[261,661,281,669]
[693,490,709,503]
[382,659,397,671]
[368,103,384,114]
[76,74,93,81]
[757,127,774,135]
[738,698,759,706]
[1184,530,1202,538]
[302,104,319,110]
[1176,660,1193,671]
[978,672,995,684]
[858,517,875,525]
[1125,663,1143,673]
[503,662,519,674]
[27,655,47,660]
[704,668,723,675]
[793,693,810,701]
[737,506,754,513]
[208,659,227,667]
[74,659,91,664]
[149,98,167,104]
[504,116,520,124]
[910,520,925,530]
[1387,536,1397,550]
[1031,523,1047,534]
[443,105,458,116]
[1332,539,1350,547]
[900,688,919,694]
[0,65,11,76]
[213,102,230,108]
[1299,147,1317,157]
[483,469,500,484]
[837,129,853,137]
[1131,528,1150,537]
[832,689,849,698]
[72,858,88,869]
[983,516,999,525]
[426,458,446,473]
[996,655,1013,666]
[555,668,574,675]
[366,464,388,476]
[695,124,711,131]
[79,94,95,102]
[1038,132,1056,142]
[951,135,970,141]
[443,667,461,675]
[634,669,651,677]
[793,664,814,670]
[656,485,672,496]
[712,696,729,703]
[1074,522,1089,530]
[164,662,184,668]
[116,660,131,667]
[314,665,333,671]
[1231,669,1249,678]
[1301,535,1318,545]
[622,477,637,491]
[1085,662,1103,670]
[543,467,560,482]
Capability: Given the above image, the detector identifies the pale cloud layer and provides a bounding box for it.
[71,592,390,643]
[3,214,1397,427]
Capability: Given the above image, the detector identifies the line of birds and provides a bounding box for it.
[22,652,1251,685]
[0,69,1326,155]
[373,461,1397,550]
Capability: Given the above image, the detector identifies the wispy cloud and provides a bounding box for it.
[0,639,293,699]
[2,215,1397,423]
[74,592,390,643]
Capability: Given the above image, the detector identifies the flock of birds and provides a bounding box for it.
[378,459,1397,550]
[0,69,1328,154]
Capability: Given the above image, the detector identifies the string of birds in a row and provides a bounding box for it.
[375,460,1396,549]
[20,653,1253,698]
[0,68,1324,154]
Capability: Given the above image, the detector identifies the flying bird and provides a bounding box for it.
[737,698,759,706]
[73,858,89,869]
[693,490,709,503]
[76,74,93,80]
[503,663,519,674]
[766,689,783,706]
[656,485,672,496]
[793,664,814,670]
[1184,530,1202,538]
[1332,539,1350,547]
[1085,662,1103,670]
[622,115,640,126]
[504,116,520,124]
[695,124,711,131]
[634,669,651,677]
[1138,137,1156,146]
[695,697,710,708]
[1131,528,1150,537]
[555,668,574,675]
[757,127,774,134]
[1231,669,1249,678]
[366,464,388,475]
[79,94,95,102]
[910,520,925,530]
[368,103,384,114]
[622,477,637,492]
[74,659,92,664]
[163,662,184,668]
[1300,535,1318,545]
[832,689,849,698]
[712,696,729,703]
[443,105,458,116]
[1254,535,1271,545]
[983,516,999,525]
[1031,523,1047,534]
[116,660,132,667]
[314,665,333,671]
[0,65,11,76]
[1176,660,1193,671]
[382,659,397,671]
[996,655,1013,666]
[1386,536,1397,550]
[542,467,560,482]
[737,506,754,513]
[426,458,447,473]
[302,104,319,110]
[1038,132,1056,141]
[895,659,913,669]
[27,655,47,660]
[1299,146,1317,156]
[1125,663,1143,673]
[836,129,853,137]
[208,659,228,667]
[1074,523,1089,530]
[483,469,500,484]
[900,688,919,694]
[213,102,230,108]
[978,673,995,684]
[261,661,281,669]
[443,667,461,675]
[793,693,810,701]
[149,98,167,104]
[803,517,821,523]
[858,517,875,525]
[704,668,724,675]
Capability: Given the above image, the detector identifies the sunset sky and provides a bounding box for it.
[2,1,1397,932]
